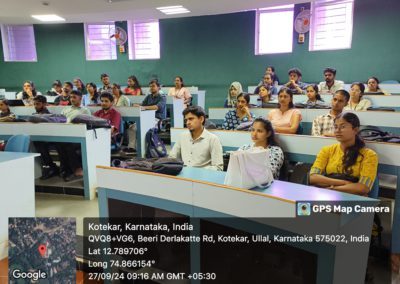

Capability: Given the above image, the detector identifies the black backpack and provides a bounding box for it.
[145,127,167,158]
[112,157,183,175]
[358,125,400,143]
[71,114,111,130]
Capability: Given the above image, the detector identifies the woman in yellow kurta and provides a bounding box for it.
[309,112,378,196]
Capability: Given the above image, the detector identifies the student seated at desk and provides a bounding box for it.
[238,118,284,179]
[312,90,349,137]
[58,90,90,181]
[256,85,278,108]
[222,93,255,130]
[54,82,72,106]
[344,82,372,111]
[267,88,302,134]
[32,95,60,179]
[0,99,16,122]
[224,82,243,108]
[309,112,378,196]
[113,83,130,107]
[303,84,326,108]
[318,67,344,95]
[255,74,278,96]
[46,80,62,97]
[98,73,113,94]
[170,106,223,171]
[73,78,86,94]
[124,75,142,96]
[16,80,42,106]
[365,77,391,95]
[82,82,100,106]
[134,80,166,120]
[168,76,192,109]
[93,92,121,137]
[284,68,307,95]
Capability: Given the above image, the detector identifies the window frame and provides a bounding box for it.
[0,24,38,62]
[309,0,354,52]
[84,22,117,61]
[127,19,160,60]
[255,5,295,55]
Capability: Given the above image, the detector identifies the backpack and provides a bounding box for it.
[71,114,111,130]
[112,157,183,175]
[358,125,400,143]
[28,114,67,123]
[145,127,167,158]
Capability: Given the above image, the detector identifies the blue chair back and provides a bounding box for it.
[5,134,30,152]
[296,122,304,135]
[368,178,380,199]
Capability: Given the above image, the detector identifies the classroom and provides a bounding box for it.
[1,0,399,283]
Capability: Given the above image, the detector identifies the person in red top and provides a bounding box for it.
[93,92,122,136]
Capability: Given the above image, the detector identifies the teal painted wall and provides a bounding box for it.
[0,0,399,109]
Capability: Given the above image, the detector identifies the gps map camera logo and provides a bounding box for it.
[297,202,311,216]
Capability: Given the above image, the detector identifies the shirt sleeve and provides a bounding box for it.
[142,95,150,106]
[206,136,224,171]
[310,146,330,175]
[169,136,182,160]
[293,109,302,121]
[358,149,378,190]
[156,95,166,112]
[111,110,122,132]
[222,111,231,130]
[269,146,284,179]
[311,117,322,136]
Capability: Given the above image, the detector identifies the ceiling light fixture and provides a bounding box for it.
[156,5,190,15]
[31,14,66,22]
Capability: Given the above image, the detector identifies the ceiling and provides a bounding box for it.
[0,0,309,25]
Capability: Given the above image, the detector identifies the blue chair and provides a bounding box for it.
[368,178,380,199]
[4,134,30,152]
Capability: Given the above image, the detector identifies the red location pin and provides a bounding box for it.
[38,244,47,257]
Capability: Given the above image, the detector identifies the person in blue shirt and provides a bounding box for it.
[222,93,255,130]
[134,80,166,120]
[284,67,307,94]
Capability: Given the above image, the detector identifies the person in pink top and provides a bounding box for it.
[168,76,192,108]
[124,75,142,96]
[267,87,302,134]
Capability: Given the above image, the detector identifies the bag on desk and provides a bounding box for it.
[27,114,67,123]
[224,147,273,189]
[358,125,400,143]
[112,157,184,175]
[71,114,111,129]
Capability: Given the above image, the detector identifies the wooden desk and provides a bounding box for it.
[0,123,110,200]
[0,152,38,259]
[96,166,377,284]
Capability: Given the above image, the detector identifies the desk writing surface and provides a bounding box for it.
[176,167,373,202]
[0,152,39,163]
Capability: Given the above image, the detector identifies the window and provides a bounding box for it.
[309,0,354,51]
[255,5,294,55]
[1,25,37,62]
[84,22,117,60]
[128,20,160,60]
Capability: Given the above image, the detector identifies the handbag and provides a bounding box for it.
[224,147,274,189]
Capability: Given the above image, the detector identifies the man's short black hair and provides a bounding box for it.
[101,73,109,79]
[288,67,302,77]
[70,90,83,97]
[64,81,73,89]
[33,95,47,104]
[100,92,114,102]
[149,79,160,87]
[335,89,350,102]
[324,67,337,75]
[182,106,206,125]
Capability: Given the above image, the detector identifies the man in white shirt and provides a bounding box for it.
[58,90,91,181]
[170,106,223,171]
[61,90,91,122]
[318,67,344,95]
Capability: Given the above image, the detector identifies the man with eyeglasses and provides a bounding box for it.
[311,90,350,137]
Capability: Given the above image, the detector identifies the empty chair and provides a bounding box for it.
[4,134,30,152]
